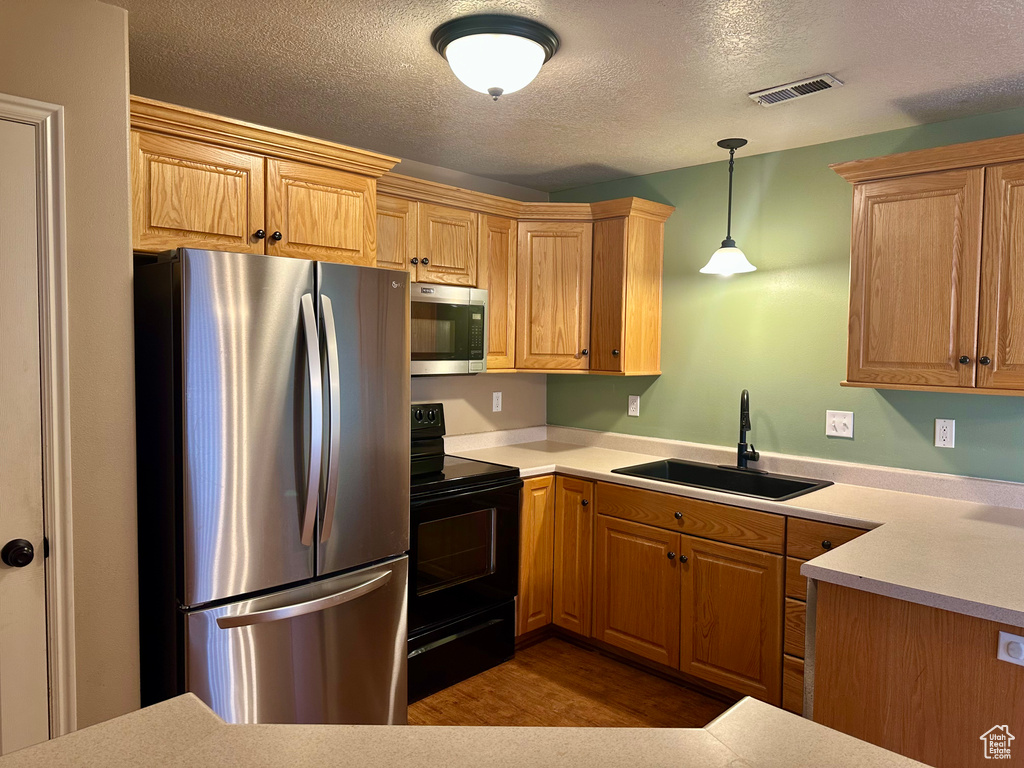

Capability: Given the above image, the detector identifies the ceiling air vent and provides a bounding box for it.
[748,74,843,107]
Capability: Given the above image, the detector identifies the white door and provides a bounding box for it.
[0,117,51,752]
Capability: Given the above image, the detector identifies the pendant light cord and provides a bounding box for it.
[726,148,735,241]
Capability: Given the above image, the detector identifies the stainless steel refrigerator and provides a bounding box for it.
[133,248,410,725]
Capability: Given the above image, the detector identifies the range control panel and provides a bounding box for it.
[411,402,445,436]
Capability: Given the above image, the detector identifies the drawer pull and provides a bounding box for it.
[674,512,683,520]
[822,540,833,550]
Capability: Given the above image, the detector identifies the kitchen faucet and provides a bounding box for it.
[737,389,760,470]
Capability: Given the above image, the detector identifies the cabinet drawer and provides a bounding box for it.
[784,598,807,659]
[787,517,867,560]
[786,557,808,601]
[782,654,804,715]
[596,482,785,554]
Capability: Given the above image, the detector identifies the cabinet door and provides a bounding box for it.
[847,169,983,387]
[265,159,375,265]
[478,215,517,369]
[516,222,593,370]
[552,477,594,637]
[979,161,1024,389]
[375,195,416,272]
[416,203,478,285]
[517,476,555,636]
[593,515,680,667]
[679,535,783,704]
[131,131,265,254]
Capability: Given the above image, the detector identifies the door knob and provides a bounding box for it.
[253,229,266,240]
[959,355,970,365]
[270,231,283,241]
[980,356,992,366]
[1,539,34,568]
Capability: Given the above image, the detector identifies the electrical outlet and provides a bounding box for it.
[627,395,640,417]
[492,391,502,413]
[825,410,854,438]
[998,631,1024,667]
[935,418,955,448]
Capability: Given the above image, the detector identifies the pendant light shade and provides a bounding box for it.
[701,138,756,276]
[432,15,559,100]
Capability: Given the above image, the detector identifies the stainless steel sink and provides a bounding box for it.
[612,458,832,501]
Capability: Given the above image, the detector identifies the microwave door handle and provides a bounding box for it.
[299,293,322,547]
[319,294,342,542]
[215,570,392,629]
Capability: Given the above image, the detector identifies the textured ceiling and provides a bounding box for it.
[113,0,1024,192]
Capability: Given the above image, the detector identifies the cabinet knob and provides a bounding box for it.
[270,231,283,241]
[612,349,620,356]
[822,540,833,550]
[674,511,683,520]
[581,499,589,507]
[959,355,970,365]
[410,258,419,265]
[667,551,676,560]
[421,257,429,265]
[253,229,266,240]
[581,349,589,356]
[980,356,992,366]
[679,555,688,563]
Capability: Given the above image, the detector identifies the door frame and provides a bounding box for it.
[0,93,77,737]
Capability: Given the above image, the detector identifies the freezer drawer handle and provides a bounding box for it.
[299,293,323,547]
[215,570,392,629]
[319,294,342,543]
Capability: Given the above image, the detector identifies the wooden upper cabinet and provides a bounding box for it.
[847,169,984,387]
[478,215,517,369]
[518,476,555,637]
[552,477,594,637]
[375,194,417,272]
[678,535,783,704]
[265,159,376,265]
[979,160,1024,389]
[591,213,666,374]
[131,132,265,254]
[516,221,593,370]
[593,515,680,667]
[416,203,478,285]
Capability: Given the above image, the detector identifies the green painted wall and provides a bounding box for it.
[548,108,1024,483]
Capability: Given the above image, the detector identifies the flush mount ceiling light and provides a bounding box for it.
[701,138,757,276]
[431,14,559,101]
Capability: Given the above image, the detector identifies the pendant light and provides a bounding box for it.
[431,15,559,101]
[701,138,757,275]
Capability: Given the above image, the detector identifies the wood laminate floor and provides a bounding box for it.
[408,638,735,728]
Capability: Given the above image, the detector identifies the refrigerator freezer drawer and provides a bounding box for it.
[185,556,408,725]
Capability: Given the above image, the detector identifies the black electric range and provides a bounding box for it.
[407,403,522,703]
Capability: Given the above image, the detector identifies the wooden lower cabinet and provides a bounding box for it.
[517,476,555,636]
[552,477,594,636]
[593,515,680,667]
[678,536,784,704]
[814,582,1024,767]
[782,654,805,714]
[784,598,807,659]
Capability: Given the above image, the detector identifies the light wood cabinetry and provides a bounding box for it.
[552,477,594,636]
[374,194,416,272]
[786,518,866,560]
[517,476,556,636]
[130,97,398,264]
[814,582,1024,767]
[782,655,805,714]
[834,133,1024,396]
[516,222,594,370]
[593,515,680,667]
[478,215,518,369]
[678,536,783,704]
[416,203,478,286]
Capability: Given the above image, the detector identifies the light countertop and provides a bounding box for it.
[0,694,925,767]
[455,440,1024,627]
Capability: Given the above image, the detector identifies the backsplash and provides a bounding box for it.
[412,373,547,435]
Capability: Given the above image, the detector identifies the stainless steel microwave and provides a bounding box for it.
[410,283,488,375]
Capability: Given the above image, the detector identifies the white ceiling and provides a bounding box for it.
[113,0,1024,192]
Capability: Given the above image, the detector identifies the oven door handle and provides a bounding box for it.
[319,294,342,543]
[298,293,322,547]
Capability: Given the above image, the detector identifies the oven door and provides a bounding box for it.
[410,284,487,375]
[409,479,521,636]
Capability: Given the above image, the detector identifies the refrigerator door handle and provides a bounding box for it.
[214,570,392,629]
[319,294,342,543]
[299,293,322,547]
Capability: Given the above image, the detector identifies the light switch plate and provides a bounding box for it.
[492,391,502,412]
[998,631,1024,667]
[935,418,955,448]
[627,395,640,417]
[826,410,854,438]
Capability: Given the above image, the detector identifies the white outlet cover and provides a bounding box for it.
[492,391,502,413]
[628,395,640,417]
[825,410,854,438]
[998,631,1024,667]
[935,418,955,448]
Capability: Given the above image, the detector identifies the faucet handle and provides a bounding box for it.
[748,444,760,462]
